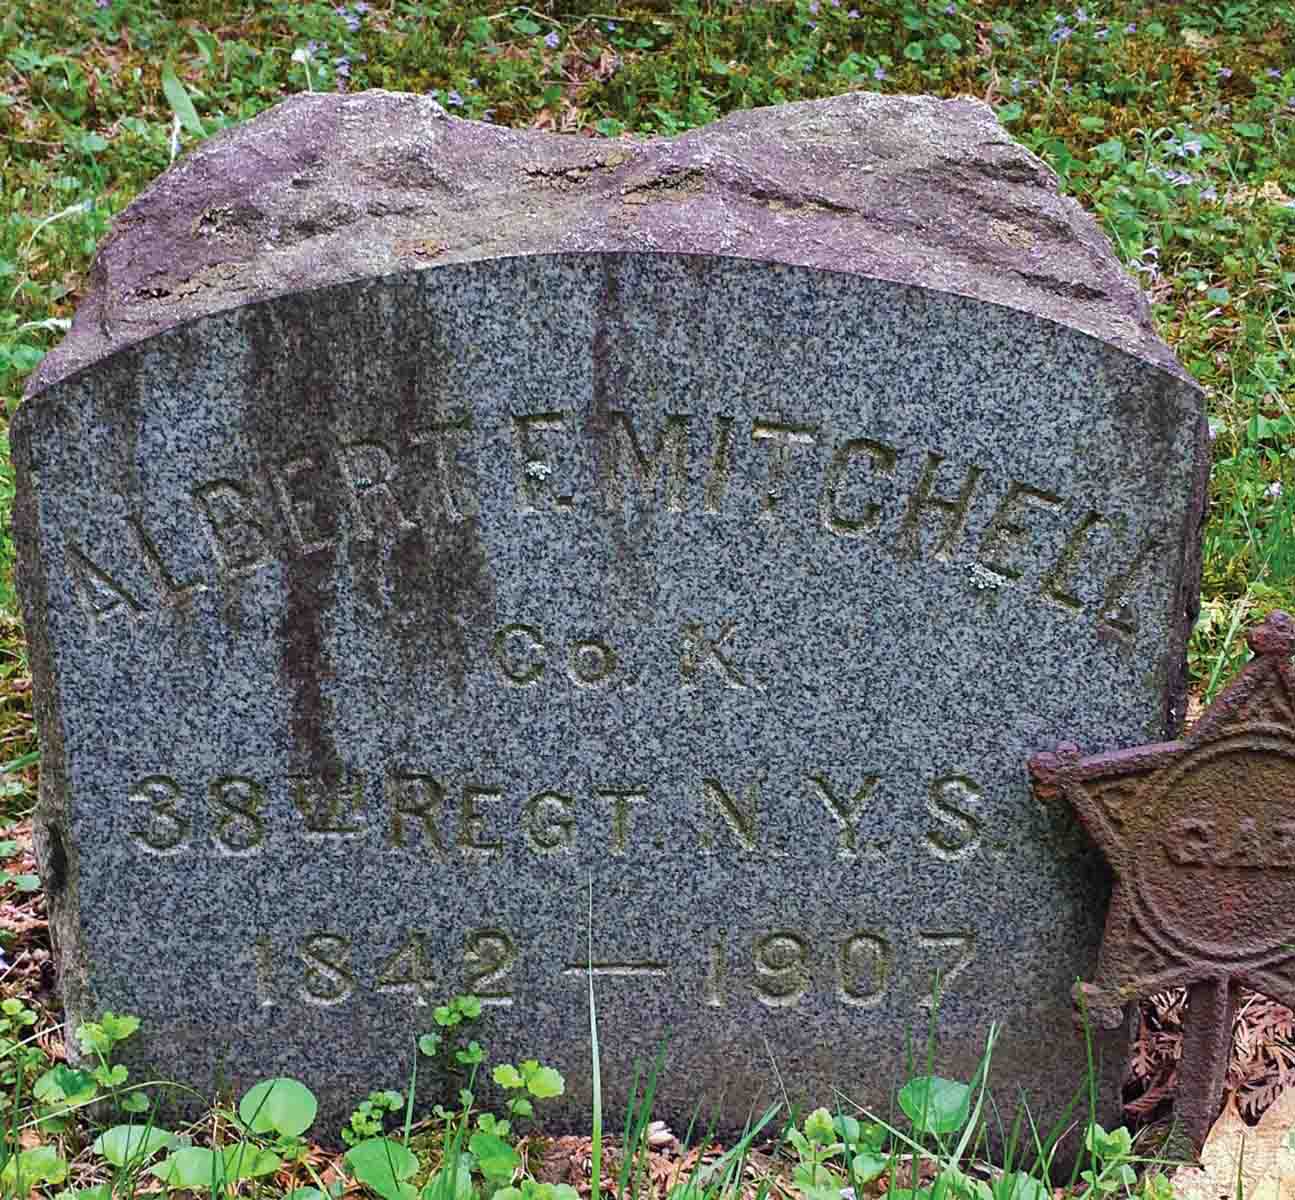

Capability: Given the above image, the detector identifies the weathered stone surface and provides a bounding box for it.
[15,91,1206,1143]
[33,89,1185,391]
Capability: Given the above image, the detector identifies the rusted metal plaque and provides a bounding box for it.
[1030,611,1295,1147]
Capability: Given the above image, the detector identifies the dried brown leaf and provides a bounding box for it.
[1172,1090,1295,1200]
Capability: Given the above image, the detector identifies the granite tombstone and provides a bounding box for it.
[14,90,1208,1137]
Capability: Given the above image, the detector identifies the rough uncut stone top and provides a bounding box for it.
[33,89,1186,393]
[14,91,1207,1148]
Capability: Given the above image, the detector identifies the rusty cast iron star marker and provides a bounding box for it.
[1029,611,1295,1149]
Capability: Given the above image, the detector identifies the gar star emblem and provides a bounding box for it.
[1029,610,1295,1149]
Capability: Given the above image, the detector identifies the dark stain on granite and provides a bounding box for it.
[8,401,87,1021]
[242,292,346,773]
[585,255,659,618]
[364,277,496,693]
[386,516,493,697]
[278,546,341,774]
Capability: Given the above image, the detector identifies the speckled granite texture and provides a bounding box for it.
[15,91,1206,1145]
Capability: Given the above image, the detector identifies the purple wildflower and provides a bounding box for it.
[1268,68,1282,79]
[1095,27,1108,40]
[808,1,819,13]
[1218,67,1233,79]
[873,65,886,80]
[1049,25,1072,43]
[335,55,351,75]
[307,40,321,53]
[944,1,955,11]
[831,0,841,7]
[354,1,368,10]
[447,90,464,107]
[1125,23,1136,32]
[606,20,616,30]
[544,30,560,48]
[1201,186,1218,201]
[848,8,859,15]
[95,0,109,8]
[1074,7,1088,23]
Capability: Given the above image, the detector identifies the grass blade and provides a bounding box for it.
[161,63,205,137]
[589,875,602,1200]
[0,753,39,775]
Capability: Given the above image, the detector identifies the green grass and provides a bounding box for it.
[0,982,1182,1200]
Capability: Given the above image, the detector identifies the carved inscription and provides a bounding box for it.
[129,775,189,852]
[464,929,518,1005]
[752,931,812,1007]
[559,962,669,979]
[71,410,1167,641]
[299,934,356,1004]
[898,452,982,562]
[255,927,519,1008]
[375,933,435,1001]
[811,773,880,859]
[1163,816,1295,869]
[130,769,990,861]
[252,924,978,1011]
[291,773,364,836]
[211,776,266,853]
[491,625,618,689]
[840,932,891,1007]
[915,932,978,1009]
[592,410,689,513]
[924,776,983,861]
[704,928,976,1010]
[680,622,762,692]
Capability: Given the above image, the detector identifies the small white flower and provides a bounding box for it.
[1267,481,1284,499]
[291,46,313,64]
